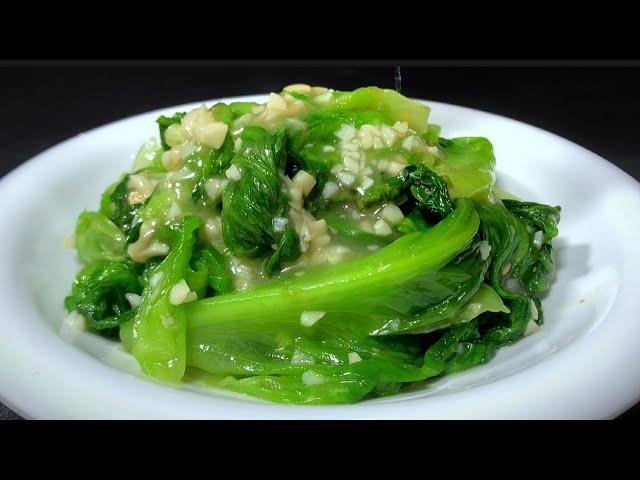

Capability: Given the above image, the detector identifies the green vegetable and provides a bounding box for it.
[452,283,510,323]
[421,198,560,372]
[373,246,489,335]
[359,174,407,209]
[435,137,496,200]
[334,87,430,134]
[156,112,185,150]
[359,165,452,218]
[65,85,562,404]
[501,200,561,295]
[316,208,394,249]
[288,147,336,190]
[265,226,301,277]
[138,170,195,230]
[423,124,441,146]
[359,164,452,219]
[184,199,479,403]
[303,108,393,143]
[132,138,164,171]
[423,321,492,375]
[75,211,125,265]
[130,216,201,382]
[221,128,295,259]
[65,261,141,335]
[396,208,430,233]
[102,174,143,244]
[191,136,235,203]
[191,245,234,295]
[187,198,478,332]
[184,259,209,299]
[407,164,453,218]
[407,283,509,336]
[503,200,561,243]
[229,101,260,118]
[210,102,233,125]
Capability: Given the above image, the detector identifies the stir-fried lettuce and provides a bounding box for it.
[130,216,201,382]
[221,128,296,258]
[64,84,561,404]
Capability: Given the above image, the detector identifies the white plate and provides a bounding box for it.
[1,95,639,419]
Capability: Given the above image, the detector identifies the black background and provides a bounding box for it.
[0,64,638,420]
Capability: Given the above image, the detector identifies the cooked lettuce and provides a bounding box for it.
[64,85,561,404]
[130,216,201,382]
[435,137,496,200]
[100,174,144,245]
[65,261,141,335]
[74,211,125,265]
[333,87,431,134]
[156,112,185,150]
[221,128,297,259]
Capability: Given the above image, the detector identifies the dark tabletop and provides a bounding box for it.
[0,64,638,420]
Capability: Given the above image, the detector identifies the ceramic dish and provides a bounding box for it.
[0,95,639,419]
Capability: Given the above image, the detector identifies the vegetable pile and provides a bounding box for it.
[64,85,561,404]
